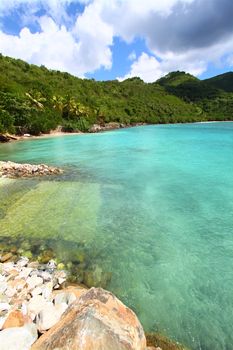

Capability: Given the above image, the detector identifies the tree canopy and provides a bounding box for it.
[0,55,232,135]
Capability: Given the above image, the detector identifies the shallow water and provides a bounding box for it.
[1,123,233,349]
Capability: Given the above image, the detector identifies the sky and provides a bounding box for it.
[0,0,233,82]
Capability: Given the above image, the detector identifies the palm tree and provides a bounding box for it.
[25,91,46,109]
[52,95,65,114]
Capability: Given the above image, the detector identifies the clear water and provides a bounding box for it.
[1,123,233,350]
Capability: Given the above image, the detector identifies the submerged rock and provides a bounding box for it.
[146,332,187,350]
[83,265,112,288]
[31,287,146,350]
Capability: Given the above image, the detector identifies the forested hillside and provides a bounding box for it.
[0,54,232,135]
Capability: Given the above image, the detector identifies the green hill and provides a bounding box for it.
[0,55,232,135]
[157,71,233,121]
[204,72,233,92]
[156,71,198,87]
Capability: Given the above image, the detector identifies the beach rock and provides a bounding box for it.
[0,323,38,350]
[26,276,43,290]
[17,257,29,268]
[31,287,146,350]
[36,303,67,332]
[27,295,49,318]
[2,310,24,329]
[52,286,87,301]
[41,282,53,300]
[53,291,76,306]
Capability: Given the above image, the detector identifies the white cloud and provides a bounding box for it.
[118,53,164,82]
[0,14,112,76]
[0,0,233,80]
[73,1,113,72]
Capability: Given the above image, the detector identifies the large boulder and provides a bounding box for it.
[0,323,38,350]
[31,287,147,350]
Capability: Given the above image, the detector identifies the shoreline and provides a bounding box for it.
[1,120,232,145]
[1,120,232,144]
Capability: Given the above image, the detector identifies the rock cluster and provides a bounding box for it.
[89,122,147,133]
[0,134,18,143]
[0,161,62,178]
[0,255,161,350]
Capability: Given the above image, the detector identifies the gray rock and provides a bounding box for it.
[0,323,38,350]
[54,292,76,306]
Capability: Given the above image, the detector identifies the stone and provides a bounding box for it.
[31,286,43,297]
[53,285,87,300]
[8,278,27,291]
[0,134,10,143]
[0,252,13,263]
[41,282,53,300]
[46,259,57,270]
[28,261,39,269]
[0,303,10,312]
[26,276,43,290]
[31,287,146,350]
[2,310,24,329]
[0,323,38,350]
[36,303,66,332]
[0,161,62,178]
[17,257,29,268]
[0,282,8,294]
[27,295,49,318]
[83,266,112,288]
[18,267,33,279]
[53,292,76,306]
[39,271,52,282]
[5,286,16,298]
[38,250,54,264]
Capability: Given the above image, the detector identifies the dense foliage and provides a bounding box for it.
[0,54,232,135]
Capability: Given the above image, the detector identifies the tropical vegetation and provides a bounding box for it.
[0,54,232,135]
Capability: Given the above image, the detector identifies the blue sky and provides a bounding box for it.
[0,0,233,82]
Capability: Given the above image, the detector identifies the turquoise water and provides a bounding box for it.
[1,122,233,349]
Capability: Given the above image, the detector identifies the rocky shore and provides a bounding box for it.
[0,253,186,350]
[88,122,147,133]
[0,161,62,178]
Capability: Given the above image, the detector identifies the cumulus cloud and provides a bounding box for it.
[0,13,112,76]
[0,0,233,80]
[118,53,164,82]
[118,51,208,83]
